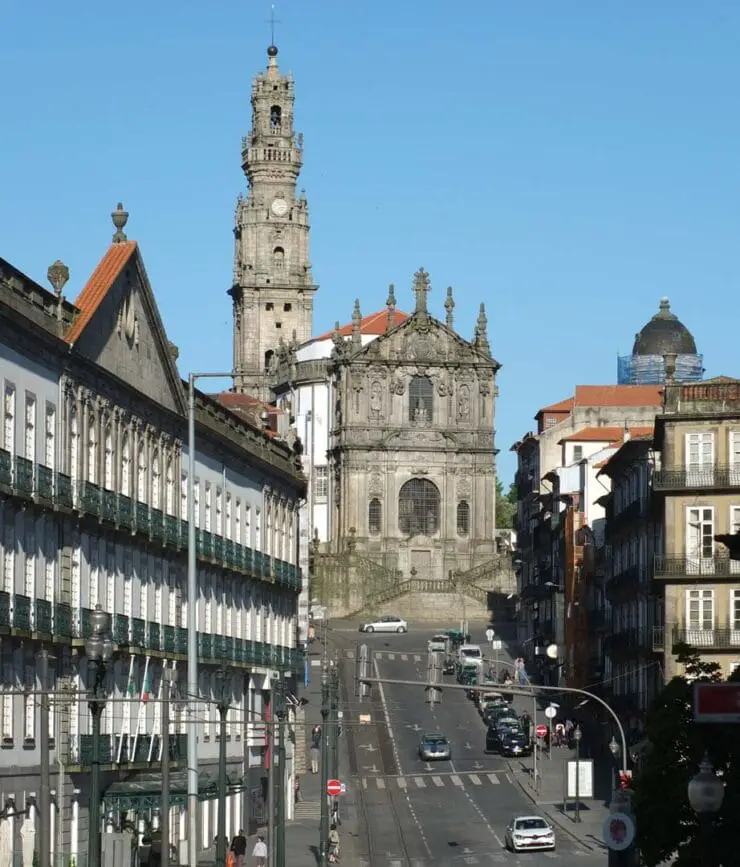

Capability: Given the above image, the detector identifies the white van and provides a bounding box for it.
[457,644,483,666]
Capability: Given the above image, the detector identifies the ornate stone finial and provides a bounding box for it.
[659,297,671,315]
[412,267,431,315]
[475,302,491,356]
[444,286,455,328]
[111,203,129,243]
[331,321,345,358]
[47,260,69,296]
[351,299,362,349]
[386,284,396,332]
[167,341,179,362]
[663,352,677,383]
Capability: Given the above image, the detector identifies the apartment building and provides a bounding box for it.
[653,376,740,681]
[0,209,305,865]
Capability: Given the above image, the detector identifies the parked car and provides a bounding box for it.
[359,616,408,634]
[428,634,449,653]
[499,728,532,758]
[442,657,456,675]
[418,733,451,761]
[486,721,526,754]
[504,816,555,852]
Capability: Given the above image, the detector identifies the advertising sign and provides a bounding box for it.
[566,759,594,799]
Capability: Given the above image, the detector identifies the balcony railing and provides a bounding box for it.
[654,554,738,580]
[13,595,32,631]
[70,733,187,767]
[14,457,34,496]
[0,449,11,487]
[653,465,740,492]
[35,599,52,634]
[672,626,740,650]
[652,626,665,651]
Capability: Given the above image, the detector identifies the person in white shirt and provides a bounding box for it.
[251,836,267,867]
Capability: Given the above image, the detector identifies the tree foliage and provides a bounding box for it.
[632,649,740,866]
[496,480,517,529]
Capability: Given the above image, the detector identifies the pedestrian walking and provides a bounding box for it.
[294,775,302,803]
[251,835,267,867]
[311,724,322,774]
[230,829,247,867]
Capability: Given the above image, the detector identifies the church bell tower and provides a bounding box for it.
[230,44,317,400]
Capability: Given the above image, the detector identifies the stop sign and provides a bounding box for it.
[326,779,342,796]
[535,724,548,739]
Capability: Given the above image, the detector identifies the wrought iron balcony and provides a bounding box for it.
[654,554,738,580]
[214,537,224,562]
[135,501,150,533]
[118,495,134,529]
[0,449,11,488]
[78,607,93,640]
[35,599,52,634]
[131,618,146,648]
[164,515,179,547]
[113,613,130,645]
[36,465,54,502]
[79,481,102,515]
[12,595,32,631]
[175,626,188,654]
[101,488,118,523]
[198,530,213,560]
[14,456,34,497]
[604,627,654,659]
[199,633,213,660]
[147,621,161,651]
[653,465,740,492]
[54,603,72,637]
[0,591,9,629]
[56,473,73,509]
[672,626,740,651]
[652,625,665,651]
[150,509,164,541]
[70,733,186,768]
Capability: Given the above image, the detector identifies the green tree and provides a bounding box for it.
[632,649,740,866]
[495,479,517,529]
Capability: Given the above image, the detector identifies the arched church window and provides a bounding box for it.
[368,499,382,536]
[264,350,275,372]
[409,376,433,423]
[398,479,440,536]
[457,501,470,537]
[273,247,285,269]
[270,105,282,129]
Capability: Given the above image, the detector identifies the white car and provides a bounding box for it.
[505,816,556,852]
[359,615,408,634]
[457,644,483,666]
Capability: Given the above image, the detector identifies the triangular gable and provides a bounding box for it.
[345,310,500,368]
[66,243,186,415]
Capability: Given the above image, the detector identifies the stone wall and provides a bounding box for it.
[373,591,490,622]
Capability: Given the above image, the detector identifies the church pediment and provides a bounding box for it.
[383,428,457,449]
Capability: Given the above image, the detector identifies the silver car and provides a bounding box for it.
[505,816,555,852]
[359,615,408,634]
[418,734,451,761]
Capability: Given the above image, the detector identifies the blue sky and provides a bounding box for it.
[2,1,739,483]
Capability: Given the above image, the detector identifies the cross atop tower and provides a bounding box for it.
[412,267,431,314]
[266,4,281,47]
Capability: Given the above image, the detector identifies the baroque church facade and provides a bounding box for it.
[229,46,503,608]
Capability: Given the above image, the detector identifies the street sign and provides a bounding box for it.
[544,705,557,720]
[491,639,503,651]
[694,682,740,722]
[535,724,548,738]
[485,628,495,642]
[326,779,342,797]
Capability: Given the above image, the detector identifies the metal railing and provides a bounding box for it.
[654,554,739,579]
[653,465,740,491]
[672,625,740,650]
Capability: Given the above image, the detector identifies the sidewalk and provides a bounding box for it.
[277,641,360,866]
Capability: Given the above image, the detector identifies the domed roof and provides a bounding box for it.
[632,298,697,356]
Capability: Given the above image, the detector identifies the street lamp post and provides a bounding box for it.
[573,725,582,823]
[687,753,725,867]
[187,370,236,867]
[215,666,232,867]
[84,605,116,867]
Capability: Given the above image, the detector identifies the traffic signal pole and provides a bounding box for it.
[319,665,330,867]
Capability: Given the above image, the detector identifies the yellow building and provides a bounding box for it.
[653,375,740,680]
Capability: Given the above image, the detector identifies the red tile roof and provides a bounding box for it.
[315,309,409,341]
[559,426,654,444]
[66,241,138,343]
[213,392,282,438]
[539,396,575,414]
[573,385,663,407]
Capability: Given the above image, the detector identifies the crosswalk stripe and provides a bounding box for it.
[293,801,321,818]
[362,778,367,789]
[432,776,443,787]
[387,653,395,660]
[397,777,407,789]
[486,773,500,785]
[414,654,422,662]
[414,777,425,788]
[468,774,482,785]
[377,777,385,789]
[401,654,408,660]
[451,775,463,787]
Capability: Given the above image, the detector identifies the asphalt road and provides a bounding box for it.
[337,622,608,867]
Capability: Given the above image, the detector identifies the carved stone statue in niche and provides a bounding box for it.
[390,375,405,396]
[413,401,429,424]
[369,380,383,422]
[437,373,452,396]
[457,384,471,421]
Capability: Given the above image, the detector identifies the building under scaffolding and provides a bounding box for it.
[617,297,703,385]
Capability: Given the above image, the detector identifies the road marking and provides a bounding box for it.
[463,858,479,864]
[414,777,426,788]
[359,743,377,752]
[505,773,513,784]
[361,777,367,789]
[487,773,500,785]
[387,653,395,660]
[401,654,408,661]
[469,774,482,785]
[451,775,463,787]
[390,861,402,867]
[432,776,443,787]
[376,777,385,789]
[397,777,407,789]
[414,654,422,662]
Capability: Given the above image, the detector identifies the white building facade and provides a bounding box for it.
[0,213,304,864]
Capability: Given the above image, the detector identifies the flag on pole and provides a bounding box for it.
[141,672,151,704]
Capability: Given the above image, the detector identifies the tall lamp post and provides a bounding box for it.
[215,666,232,867]
[186,370,236,867]
[85,605,116,867]
[573,725,582,823]
[687,754,725,867]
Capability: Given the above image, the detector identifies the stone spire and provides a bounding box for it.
[351,299,362,351]
[444,286,455,328]
[386,284,396,332]
[111,203,129,243]
[474,303,490,356]
[412,267,431,315]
